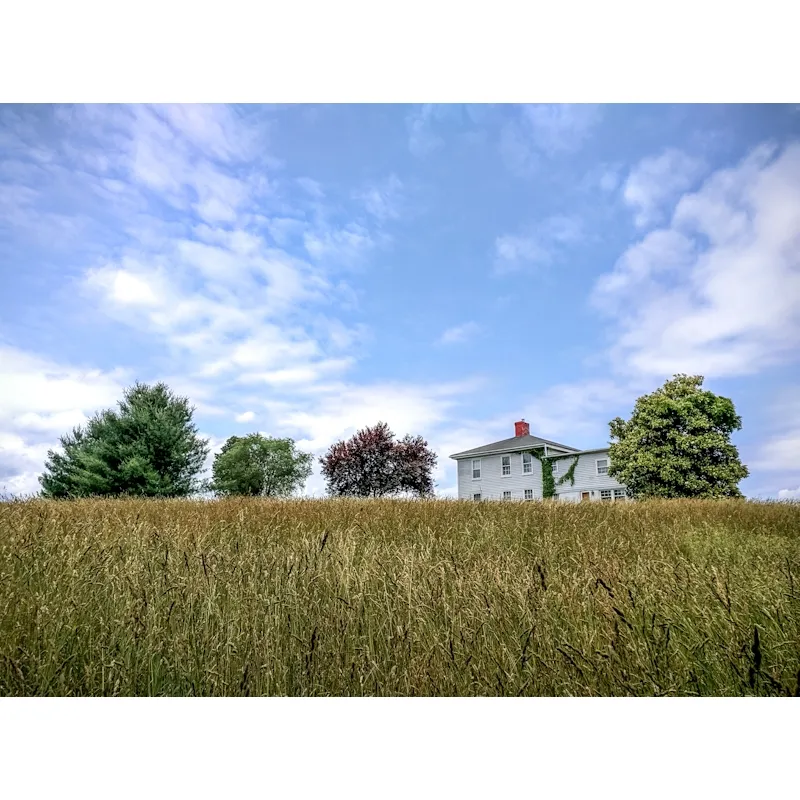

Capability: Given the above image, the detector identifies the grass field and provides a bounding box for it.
[1,496,798,696]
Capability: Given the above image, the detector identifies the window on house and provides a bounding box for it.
[596,458,609,475]
[600,489,613,501]
[551,461,559,474]
[501,455,511,476]
[473,493,482,502]
[522,452,532,474]
[503,491,512,500]
[614,489,627,500]
[524,489,533,500]
[472,459,481,479]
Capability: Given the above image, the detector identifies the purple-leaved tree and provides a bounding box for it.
[319,422,437,498]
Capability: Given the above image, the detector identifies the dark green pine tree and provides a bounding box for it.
[39,382,210,498]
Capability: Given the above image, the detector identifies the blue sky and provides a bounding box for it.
[1,103,799,499]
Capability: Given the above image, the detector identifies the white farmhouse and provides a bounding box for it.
[449,420,628,502]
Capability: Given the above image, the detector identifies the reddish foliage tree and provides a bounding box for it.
[319,422,437,497]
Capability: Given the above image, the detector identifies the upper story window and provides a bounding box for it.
[522,452,532,474]
[596,458,609,476]
[472,459,481,479]
[501,455,511,476]
[551,460,559,474]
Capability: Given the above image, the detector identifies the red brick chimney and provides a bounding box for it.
[515,419,530,437]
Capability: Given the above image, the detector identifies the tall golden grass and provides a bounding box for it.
[1,497,798,696]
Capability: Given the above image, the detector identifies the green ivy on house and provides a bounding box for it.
[526,450,580,499]
[557,456,579,488]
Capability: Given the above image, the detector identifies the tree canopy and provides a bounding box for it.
[608,374,749,499]
[319,422,437,498]
[39,382,209,498]
[208,434,313,497]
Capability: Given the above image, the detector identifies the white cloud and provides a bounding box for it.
[296,177,324,198]
[264,216,305,246]
[438,322,480,345]
[156,104,261,163]
[85,262,165,306]
[0,105,486,498]
[778,486,800,500]
[599,168,620,193]
[407,107,441,157]
[521,104,602,156]
[755,433,800,473]
[261,378,484,497]
[623,148,707,228]
[303,224,374,264]
[750,391,800,474]
[518,379,637,445]
[0,345,130,495]
[356,174,403,221]
[500,105,602,176]
[592,229,696,313]
[235,358,355,387]
[494,216,582,274]
[594,141,800,379]
[406,105,445,157]
[498,122,540,177]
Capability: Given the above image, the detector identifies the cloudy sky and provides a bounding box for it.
[1,103,799,499]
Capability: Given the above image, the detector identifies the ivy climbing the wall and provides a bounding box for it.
[526,451,580,499]
[557,456,579,488]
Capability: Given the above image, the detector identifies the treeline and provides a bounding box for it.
[36,373,752,501]
[37,382,438,500]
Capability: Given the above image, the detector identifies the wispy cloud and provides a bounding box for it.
[593,141,800,379]
[750,391,800,478]
[623,148,707,228]
[0,344,130,495]
[303,223,375,265]
[355,174,403,222]
[438,321,480,345]
[264,377,484,495]
[296,177,324,198]
[0,105,485,496]
[581,162,623,193]
[494,215,582,274]
[406,104,447,157]
[500,104,603,176]
[521,104,603,156]
[518,378,638,445]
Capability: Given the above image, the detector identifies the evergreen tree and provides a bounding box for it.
[39,382,209,498]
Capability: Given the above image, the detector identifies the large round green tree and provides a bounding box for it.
[208,434,313,497]
[39,382,210,498]
[608,374,749,499]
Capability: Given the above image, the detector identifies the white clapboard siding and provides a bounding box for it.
[456,448,628,501]
[457,451,543,501]
[553,451,627,501]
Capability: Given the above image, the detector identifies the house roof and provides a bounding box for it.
[449,434,581,460]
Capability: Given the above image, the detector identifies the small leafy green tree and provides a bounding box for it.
[208,434,313,497]
[39,382,210,498]
[608,374,749,499]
